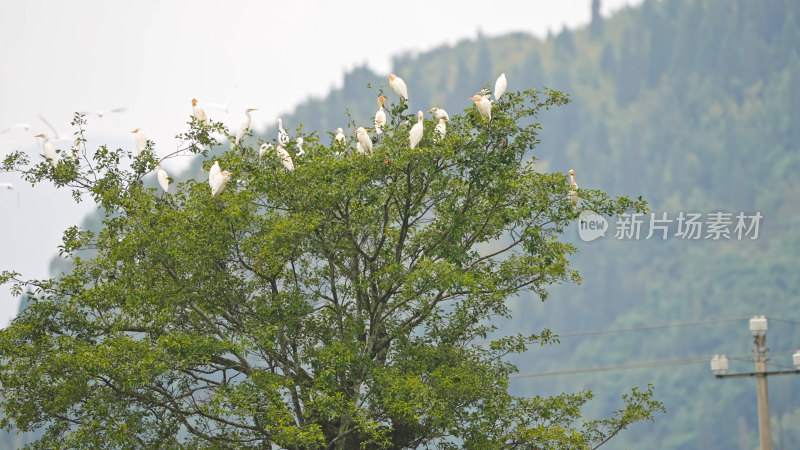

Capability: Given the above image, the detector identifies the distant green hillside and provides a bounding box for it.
[262,0,800,448]
[4,0,798,448]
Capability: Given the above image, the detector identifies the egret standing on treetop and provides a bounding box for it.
[295,137,305,157]
[132,128,147,153]
[334,127,345,144]
[569,169,578,208]
[409,111,424,149]
[388,74,408,101]
[275,145,294,171]
[233,108,257,149]
[375,96,387,135]
[353,127,372,155]
[210,168,232,197]
[468,94,492,122]
[434,118,447,142]
[34,133,58,167]
[259,143,273,161]
[277,118,289,145]
[428,107,449,121]
[157,163,169,193]
[494,73,507,100]
[192,98,209,125]
[210,160,221,186]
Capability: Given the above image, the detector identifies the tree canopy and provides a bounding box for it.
[0,86,660,448]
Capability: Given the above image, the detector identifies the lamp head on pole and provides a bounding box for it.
[749,315,767,337]
[710,354,729,375]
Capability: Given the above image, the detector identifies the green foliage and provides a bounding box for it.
[0,86,657,448]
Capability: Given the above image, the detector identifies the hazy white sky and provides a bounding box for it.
[0,0,641,327]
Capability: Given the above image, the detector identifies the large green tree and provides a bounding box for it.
[0,86,660,448]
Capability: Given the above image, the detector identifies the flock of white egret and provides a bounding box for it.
[2,71,578,205]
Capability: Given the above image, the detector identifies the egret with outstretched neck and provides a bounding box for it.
[409,111,424,149]
[277,118,289,145]
[34,133,58,167]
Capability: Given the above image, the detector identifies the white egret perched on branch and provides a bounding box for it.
[569,169,578,208]
[210,160,221,185]
[375,96,387,135]
[192,98,209,125]
[233,108,257,149]
[275,145,294,171]
[259,143,273,161]
[494,73,507,100]
[157,163,169,193]
[468,93,492,122]
[334,127,345,144]
[34,133,58,167]
[277,118,289,145]
[132,128,147,153]
[210,169,231,197]
[428,107,449,121]
[388,74,408,101]
[409,111,424,149]
[434,118,447,142]
[353,127,372,155]
[295,137,305,157]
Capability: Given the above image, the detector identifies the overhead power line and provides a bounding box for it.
[556,317,751,338]
[509,350,799,378]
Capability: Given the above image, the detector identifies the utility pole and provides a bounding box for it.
[711,316,800,450]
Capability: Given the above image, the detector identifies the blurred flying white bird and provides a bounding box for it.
[259,143,273,161]
[353,127,372,155]
[434,118,447,142]
[233,108,257,149]
[295,137,305,157]
[199,82,238,113]
[494,73,507,100]
[80,107,127,118]
[388,74,408,101]
[192,98,209,125]
[428,107,449,121]
[157,163,169,193]
[34,133,58,167]
[409,111,424,149]
[334,127,345,144]
[1,123,31,134]
[374,96,387,135]
[468,94,492,121]
[210,169,231,197]
[277,118,289,145]
[569,169,578,208]
[275,145,294,171]
[132,128,147,153]
[37,114,72,142]
[0,182,20,206]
